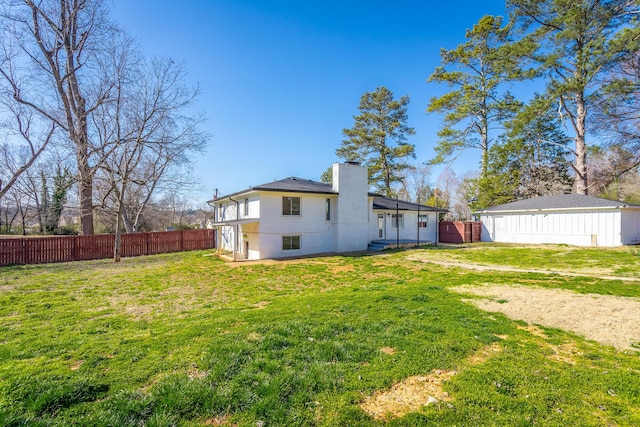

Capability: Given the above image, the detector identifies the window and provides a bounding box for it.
[325,198,331,221]
[392,214,404,228]
[282,235,300,250]
[282,197,300,216]
[418,214,428,228]
[244,198,249,216]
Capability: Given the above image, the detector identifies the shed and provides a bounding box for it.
[476,194,640,247]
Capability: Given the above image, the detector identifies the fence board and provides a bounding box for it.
[0,229,215,266]
[439,221,482,244]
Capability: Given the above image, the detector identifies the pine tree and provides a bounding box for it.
[427,15,531,178]
[337,87,416,196]
[507,0,640,194]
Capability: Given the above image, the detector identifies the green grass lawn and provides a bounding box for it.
[1,246,639,426]
[412,243,640,278]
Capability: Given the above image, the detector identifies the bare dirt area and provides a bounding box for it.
[360,342,504,420]
[408,254,640,282]
[454,284,640,352]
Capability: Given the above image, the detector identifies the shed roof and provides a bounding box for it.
[477,194,640,213]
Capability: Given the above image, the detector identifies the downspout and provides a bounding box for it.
[229,197,240,261]
[434,198,439,246]
[417,196,420,247]
[396,196,400,249]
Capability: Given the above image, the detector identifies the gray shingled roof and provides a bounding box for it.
[213,177,336,201]
[477,194,640,213]
[213,177,443,211]
[253,177,336,194]
[372,197,443,212]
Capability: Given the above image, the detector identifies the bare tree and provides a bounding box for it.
[0,100,55,200]
[0,0,115,234]
[395,164,433,203]
[593,51,640,171]
[91,36,207,261]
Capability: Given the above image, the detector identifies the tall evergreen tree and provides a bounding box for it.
[467,96,574,209]
[39,166,71,233]
[427,15,530,178]
[507,0,640,194]
[337,87,416,196]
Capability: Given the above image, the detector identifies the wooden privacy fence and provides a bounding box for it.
[0,229,216,266]
[439,221,482,244]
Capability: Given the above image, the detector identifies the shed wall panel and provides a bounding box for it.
[621,209,640,244]
[480,209,624,247]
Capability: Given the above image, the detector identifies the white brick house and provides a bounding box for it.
[210,162,442,260]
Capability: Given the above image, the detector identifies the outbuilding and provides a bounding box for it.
[476,194,640,247]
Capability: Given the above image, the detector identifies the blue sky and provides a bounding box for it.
[111,1,508,205]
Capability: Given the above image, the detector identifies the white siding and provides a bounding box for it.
[258,192,338,259]
[481,209,623,247]
[621,209,640,244]
[369,210,437,243]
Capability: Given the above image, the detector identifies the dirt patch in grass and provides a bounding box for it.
[361,370,456,420]
[466,342,503,365]
[361,342,504,420]
[69,360,84,370]
[204,415,234,426]
[250,301,271,310]
[331,265,354,273]
[455,284,640,352]
[379,347,397,355]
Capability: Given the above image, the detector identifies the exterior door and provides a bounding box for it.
[378,214,385,239]
[493,216,505,242]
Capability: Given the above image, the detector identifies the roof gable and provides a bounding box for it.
[478,194,640,213]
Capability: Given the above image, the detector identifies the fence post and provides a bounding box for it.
[180,230,184,252]
[23,238,29,264]
[22,238,27,265]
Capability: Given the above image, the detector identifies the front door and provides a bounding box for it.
[378,214,385,239]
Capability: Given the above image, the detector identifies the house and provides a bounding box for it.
[476,194,640,247]
[209,162,443,260]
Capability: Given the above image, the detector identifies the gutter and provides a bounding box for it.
[475,205,637,215]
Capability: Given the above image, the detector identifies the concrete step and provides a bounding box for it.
[367,243,388,251]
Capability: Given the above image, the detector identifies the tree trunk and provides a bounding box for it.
[77,146,94,235]
[114,201,122,262]
[574,93,588,195]
[480,125,489,180]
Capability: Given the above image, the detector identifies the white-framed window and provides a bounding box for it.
[282,235,301,250]
[282,197,301,216]
[418,214,428,228]
[325,198,331,221]
[392,214,404,229]
[244,198,249,216]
